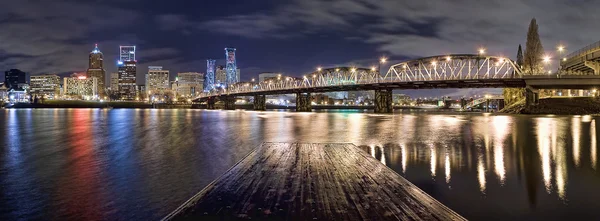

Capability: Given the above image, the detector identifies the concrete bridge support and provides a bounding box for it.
[296,93,312,112]
[223,96,236,110]
[585,61,600,74]
[206,98,216,109]
[525,88,539,107]
[253,95,266,111]
[374,89,393,113]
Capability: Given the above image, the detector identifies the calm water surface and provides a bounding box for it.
[0,109,599,220]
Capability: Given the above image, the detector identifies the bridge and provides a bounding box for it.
[561,40,600,75]
[196,52,600,113]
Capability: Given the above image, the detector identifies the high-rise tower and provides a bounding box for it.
[119,46,136,62]
[225,48,237,86]
[87,44,106,97]
[118,45,137,100]
[205,59,216,91]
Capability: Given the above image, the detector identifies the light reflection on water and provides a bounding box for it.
[0,109,599,220]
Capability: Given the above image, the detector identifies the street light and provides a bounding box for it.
[379,56,387,81]
[478,48,486,55]
[317,67,322,72]
[543,55,551,63]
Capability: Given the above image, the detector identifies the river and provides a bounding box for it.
[0,109,598,220]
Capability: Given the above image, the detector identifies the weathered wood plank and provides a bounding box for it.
[164,142,466,221]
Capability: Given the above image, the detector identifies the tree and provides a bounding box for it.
[503,45,527,106]
[523,18,544,75]
[517,44,524,68]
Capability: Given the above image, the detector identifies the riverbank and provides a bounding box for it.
[501,97,600,115]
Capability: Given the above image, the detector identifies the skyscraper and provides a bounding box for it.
[146,66,170,95]
[118,45,137,100]
[119,46,136,62]
[204,59,216,91]
[87,44,106,97]
[225,48,237,86]
[118,60,137,100]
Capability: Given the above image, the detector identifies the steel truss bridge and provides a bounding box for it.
[195,54,600,113]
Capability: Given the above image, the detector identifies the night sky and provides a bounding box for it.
[2,0,599,97]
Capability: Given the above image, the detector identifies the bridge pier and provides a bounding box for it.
[525,88,539,107]
[296,93,312,112]
[223,96,236,110]
[253,95,266,111]
[585,61,600,75]
[374,89,393,113]
[206,98,216,109]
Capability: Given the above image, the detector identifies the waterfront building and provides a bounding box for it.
[225,48,237,86]
[118,60,137,100]
[63,74,98,99]
[146,66,170,95]
[86,44,106,97]
[258,72,280,82]
[29,74,61,98]
[4,69,29,90]
[0,83,7,101]
[110,72,119,91]
[174,72,204,97]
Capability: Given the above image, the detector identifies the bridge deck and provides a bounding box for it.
[163,142,465,221]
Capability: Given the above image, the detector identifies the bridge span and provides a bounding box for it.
[195,54,600,113]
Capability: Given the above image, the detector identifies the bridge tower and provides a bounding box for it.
[225,48,237,87]
[205,59,216,91]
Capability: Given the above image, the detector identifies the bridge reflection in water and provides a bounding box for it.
[348,114,598,219]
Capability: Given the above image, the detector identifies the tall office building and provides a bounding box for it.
[30,74,61,98]
[204,59,216,91]
[146,66,170,95]
[118,60,137,100]
[174,72,204,97]
[119,46,136,62]
[225,48,237,86]
[118,45,137,100]
[87,44,106,97]
[4,69,29,90]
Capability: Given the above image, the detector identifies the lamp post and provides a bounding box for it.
[379,57,387,83]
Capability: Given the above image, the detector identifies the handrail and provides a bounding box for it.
[565,40,600,59]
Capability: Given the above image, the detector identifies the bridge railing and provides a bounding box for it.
[564,40,600,59]
[385,55,521,82]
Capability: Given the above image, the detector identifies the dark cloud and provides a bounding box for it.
[2,0,599,97]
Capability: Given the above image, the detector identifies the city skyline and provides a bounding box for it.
[1,1,600,97]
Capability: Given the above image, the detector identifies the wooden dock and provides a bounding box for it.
[164,143,465,221]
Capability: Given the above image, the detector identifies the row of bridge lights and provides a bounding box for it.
[305,45,566,77]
